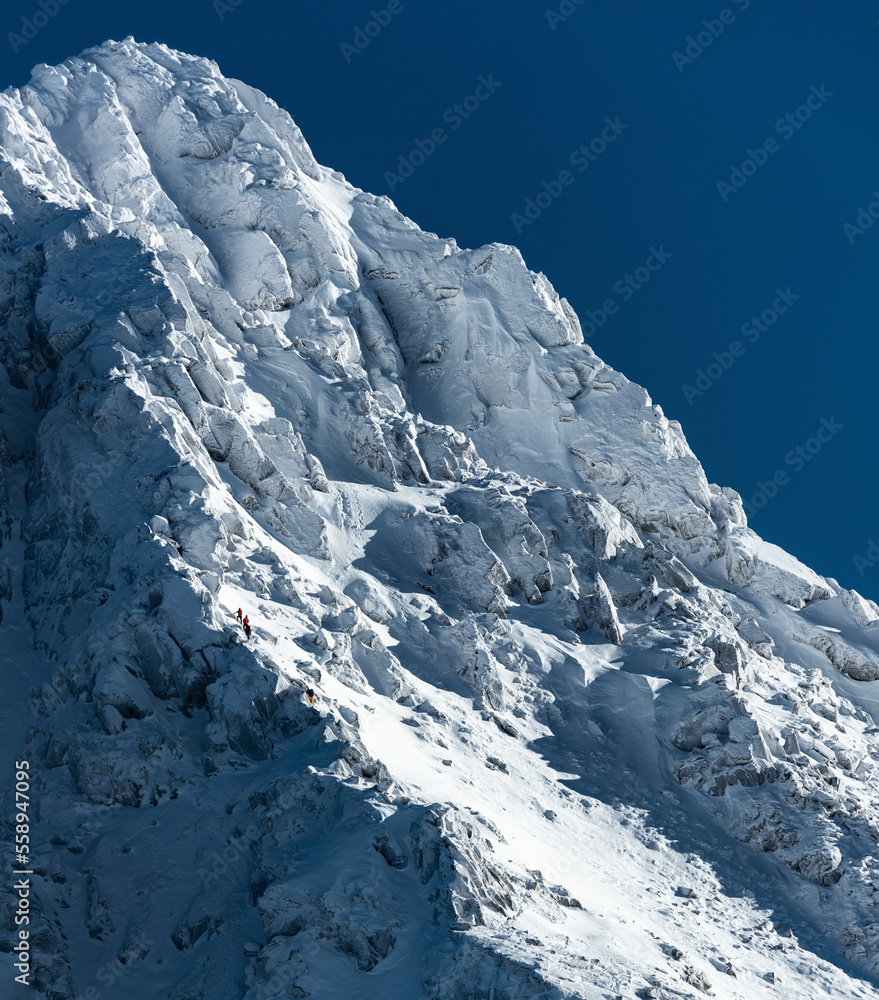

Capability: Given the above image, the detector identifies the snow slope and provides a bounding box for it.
[2,38,879,1000]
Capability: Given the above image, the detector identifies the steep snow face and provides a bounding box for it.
[3,38,879,1000]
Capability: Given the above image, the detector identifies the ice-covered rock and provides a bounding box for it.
[591,573,624,645]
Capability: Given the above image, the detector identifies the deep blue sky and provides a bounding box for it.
[4,1,879,598]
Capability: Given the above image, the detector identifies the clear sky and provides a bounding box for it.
[3,0,879,599]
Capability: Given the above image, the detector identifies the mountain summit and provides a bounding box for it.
[2,39,879,1000]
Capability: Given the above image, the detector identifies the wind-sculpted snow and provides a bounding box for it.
[4,37,879,1000]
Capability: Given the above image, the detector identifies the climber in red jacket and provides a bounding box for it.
[236,608,242,622]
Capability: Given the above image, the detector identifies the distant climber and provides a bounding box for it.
[243,615,249,628]
[236,608,242,622]
[244,623,252,639]
[177,543,184,556]
[305,688,316,706]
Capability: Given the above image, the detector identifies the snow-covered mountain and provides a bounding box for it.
[2,38,879,1000]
